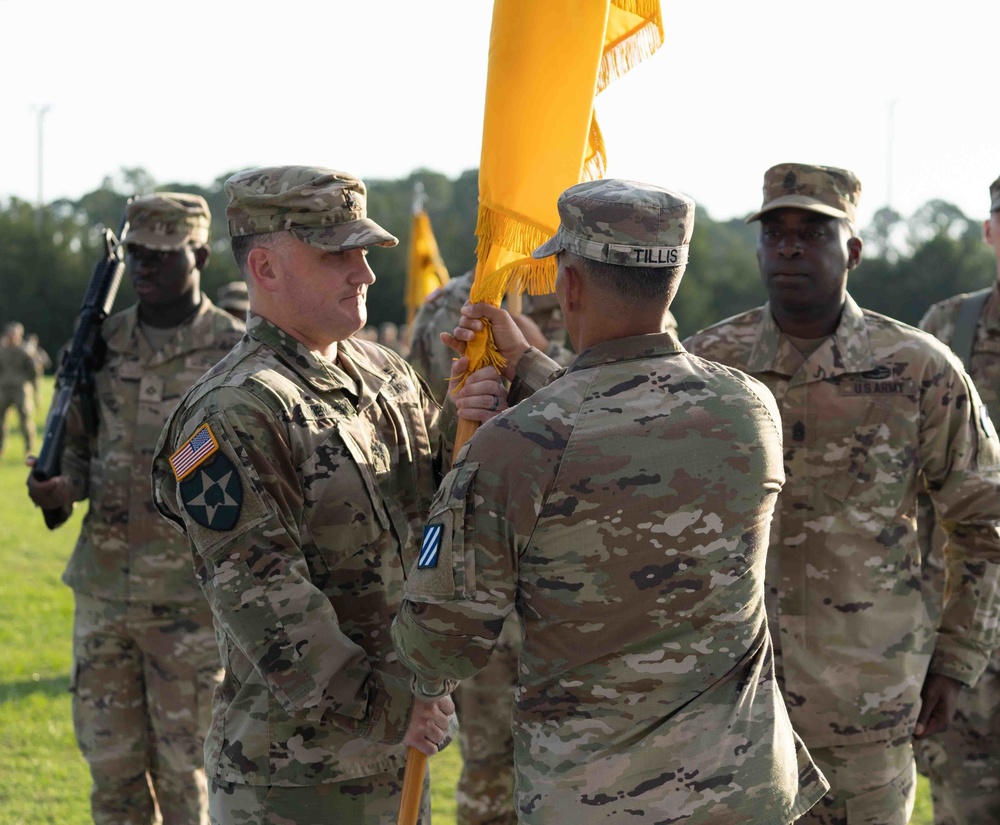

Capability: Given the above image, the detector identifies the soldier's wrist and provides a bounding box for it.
[503,344,532,381]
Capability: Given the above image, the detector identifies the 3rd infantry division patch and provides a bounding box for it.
[418,523,444,568]
[180,453,243,531]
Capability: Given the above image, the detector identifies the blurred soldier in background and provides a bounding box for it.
[0,321,39,458]
[379,320,404,355]
[24,332,52,374]
[215,280,250,322]
[26,193,244,825]
[23,331,52,408]
[915,173,1000,825]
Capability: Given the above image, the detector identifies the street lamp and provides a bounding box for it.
[32,104,51,221]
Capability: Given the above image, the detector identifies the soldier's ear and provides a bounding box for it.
[846,236,863,270]
[194,245,210,272]
[247,246,280,294]
[561,265,583,312]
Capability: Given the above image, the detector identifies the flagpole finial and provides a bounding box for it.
[412,181,427,215]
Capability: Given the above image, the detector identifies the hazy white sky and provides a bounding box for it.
[2,0,998,227]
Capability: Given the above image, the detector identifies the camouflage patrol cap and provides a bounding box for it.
[989,174,1000,212]
[126,192,211,250]
[216,281,249,314]
[224,166,398,251]
[532,179,694,268]
[746,163,861,224]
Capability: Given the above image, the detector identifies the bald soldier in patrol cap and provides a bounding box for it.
[150,166,506,825]
[393,178,829,824]
[915,173,1000,825]
[26,193,245,825]
[683,163,1000,824]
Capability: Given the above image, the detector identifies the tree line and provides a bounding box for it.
[1,167,995,357]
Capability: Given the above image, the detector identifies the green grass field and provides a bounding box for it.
[0,378,931,823]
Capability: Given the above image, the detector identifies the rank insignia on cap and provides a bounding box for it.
[180,453,243,531]
[418,524,444,568]
[169,424,219,481]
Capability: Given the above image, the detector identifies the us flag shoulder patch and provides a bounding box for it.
[169,424,220,481]
[418,523,444,568]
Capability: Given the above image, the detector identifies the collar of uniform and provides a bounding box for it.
[567,330,684,373]
[245,313,366,395]
[747,293,876,382]
[108,293,217,364]
[337,338,391,413]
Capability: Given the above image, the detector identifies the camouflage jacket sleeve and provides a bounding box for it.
[508,346,563,405]
[392,421,547,698]
[154,389,415,743]
[922,361,1000,684]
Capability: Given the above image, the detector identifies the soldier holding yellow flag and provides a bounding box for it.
[393,179,829,824]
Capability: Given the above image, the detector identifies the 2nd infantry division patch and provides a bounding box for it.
[180,452,243,532]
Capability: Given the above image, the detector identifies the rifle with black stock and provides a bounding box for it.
[31,207,130,529]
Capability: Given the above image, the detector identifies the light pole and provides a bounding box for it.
[886,98,899,208]
[34,104,51,220]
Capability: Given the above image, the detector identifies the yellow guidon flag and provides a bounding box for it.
[405,182,450,330]
[459,0,665,385]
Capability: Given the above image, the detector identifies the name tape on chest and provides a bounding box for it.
[418,523,444,568]
[169,423,220,481]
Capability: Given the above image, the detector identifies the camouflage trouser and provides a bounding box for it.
[455,613,520,825]
[800,737,916,824]
[71,593,222,825]
[208,764,431,825]
[914,654,1000,824]
[0,384,35,454]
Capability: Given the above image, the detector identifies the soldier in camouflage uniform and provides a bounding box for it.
[25,332,52,374]
[682,163,1000,824]
[26,193,245,825]
[913,173,1000,825]
[0,321,39,457]
[392,179,830,824]
[150,166,507,825]
[23,331,52,408]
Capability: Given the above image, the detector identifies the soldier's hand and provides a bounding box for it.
[403,695,456,756]
[449,360,509,421]
[442,303,531,381]
[913,672,962,738]
[24,456,77,509]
